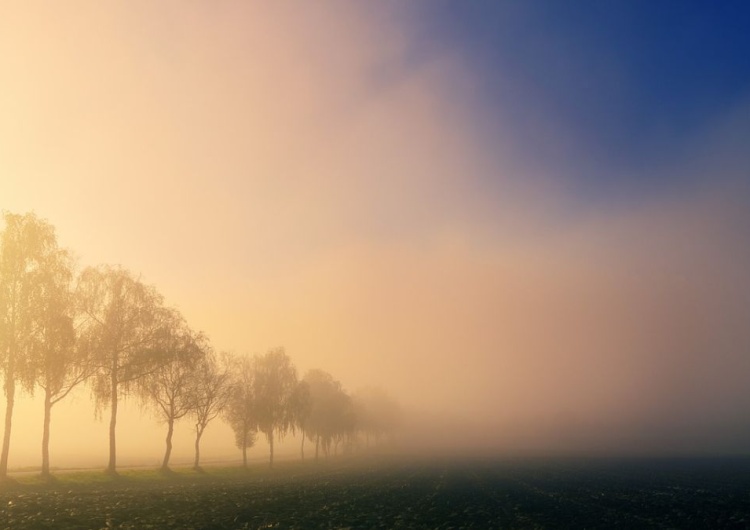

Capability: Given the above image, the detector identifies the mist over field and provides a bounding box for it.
[2,0,750,473]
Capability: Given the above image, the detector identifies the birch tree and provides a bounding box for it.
[225,354,256,469]
[188,349,231,471]
[253,348,297,467]
[77,265,171,474]
[140,314,202,471]
[303,369,353,460]
[289,380,311,460]
[0,212,58,479]
[28,246,94,478]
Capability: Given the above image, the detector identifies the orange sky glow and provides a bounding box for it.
[2,1,750,468]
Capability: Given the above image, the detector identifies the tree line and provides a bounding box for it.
[0,212,400,480]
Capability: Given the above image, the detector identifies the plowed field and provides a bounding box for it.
[1,457,749,529]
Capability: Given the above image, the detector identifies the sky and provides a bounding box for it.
[1,1,750,467]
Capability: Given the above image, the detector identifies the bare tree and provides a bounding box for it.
[253,348,297,468]
[28,246,95,478]
[225,354,257,469]
[0,212,58,479]
[77,265,172,474]
[188,349,232,471]
[140,314,203,471]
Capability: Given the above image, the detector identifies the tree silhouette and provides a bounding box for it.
[253,348,297,468]
[289,380,312,459]
[303,369,353,460]
[28,246,94,478]
[0,212,59,479]
[76,265,172,474]
[1,211,407,475]
[188,349,232,471]
[225,354,257,469]
[139,313,203,471]
[331,391,355,456]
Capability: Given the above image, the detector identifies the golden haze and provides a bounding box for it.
[1,1,750,468]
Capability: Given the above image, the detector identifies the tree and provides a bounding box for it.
[28,245,94,478]
[253,348,297,467]
[139,313,202,471]
[331,390,355,456]
[0,212,59,479]
[303,369,353,460]
[77,265,172,474]
[289,380,311,459]
[188,349,232,471]
[225,354,257,469]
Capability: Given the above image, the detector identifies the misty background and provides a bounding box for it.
[1,1,750,468]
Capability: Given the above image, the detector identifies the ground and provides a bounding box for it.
[1,456,749,528]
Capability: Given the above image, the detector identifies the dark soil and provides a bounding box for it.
[1,456,749,529]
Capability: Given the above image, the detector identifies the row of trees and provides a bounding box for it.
[223,351,401,469]
[0,212,400,479]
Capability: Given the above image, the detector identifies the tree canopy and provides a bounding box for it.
[253,348,298,467]
[225,354,257,469]
[140,313,203,470]
[0,211,402,477]
[0,212,62,478]
[77,265,174,474]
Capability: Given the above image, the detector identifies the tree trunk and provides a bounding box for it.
[0,376,15,478]
[41,389,52,478]
[242,441,247,469]
[269,430,274,468]
[315,434,319,462]
[300,433,305,460]
[193,423,204,470]
[106,369,118,475]
[161,418,174,470]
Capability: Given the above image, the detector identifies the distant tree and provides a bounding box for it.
[352,387,402,448]
[253,348,298,467]
[333,392,356,455]
[321,388,355,457]
[225,354,257,469]
[188,348,232,471]
[0,212,59,479]
[139,314,203,471]
[303,369,353,460]
[303,369,333,460]
[28,246,95,478]
[76,265,172,474]
[289,380,311,459]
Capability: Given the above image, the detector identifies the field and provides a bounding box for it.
[1,456,749,529]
